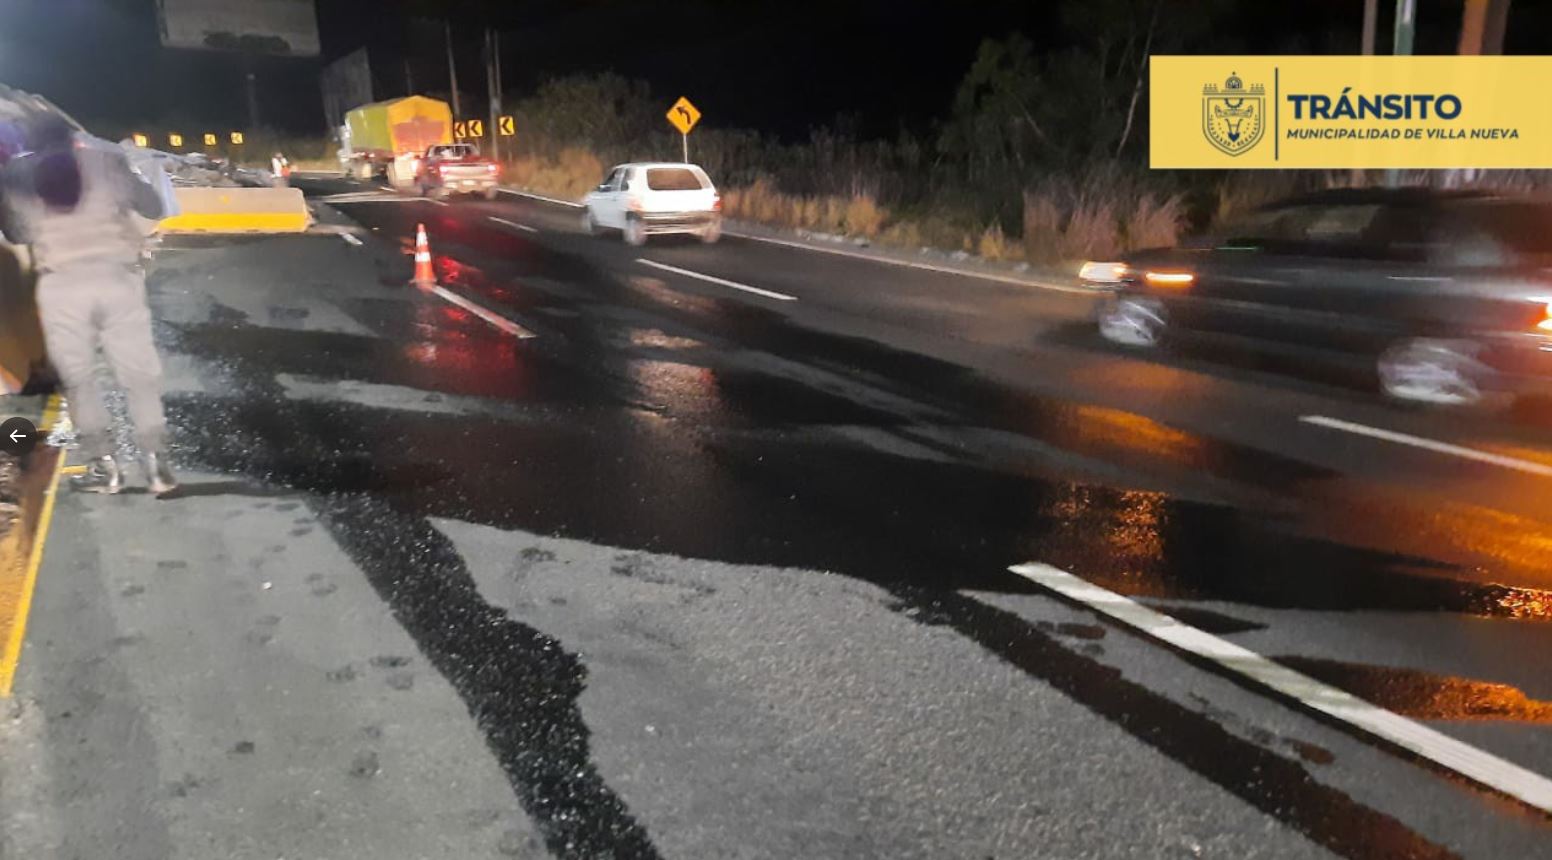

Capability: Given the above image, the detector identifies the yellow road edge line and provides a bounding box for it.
[59,465,86,476]
[39,393,61,433]
[0,446,67,697]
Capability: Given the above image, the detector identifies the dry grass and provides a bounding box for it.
[1125,194,1185,251]
[502,148,606,201]
[722,178,889,238]
[977,224,1013,260]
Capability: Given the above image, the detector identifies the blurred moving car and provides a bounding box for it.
[582,163,722,246]
[416,143,500,200]
[1088,189,1552,407]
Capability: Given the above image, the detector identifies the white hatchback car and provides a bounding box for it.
[582,162,722,245]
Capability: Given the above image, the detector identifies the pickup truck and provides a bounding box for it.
[416,143,501,200]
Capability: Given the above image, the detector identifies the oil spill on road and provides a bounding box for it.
[1275,656,1552,724]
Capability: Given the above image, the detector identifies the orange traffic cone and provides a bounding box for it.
[412,223,436,288]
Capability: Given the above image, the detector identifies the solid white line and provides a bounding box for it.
[318,193,418,204]
[426,285,535,339]
[724,230,1094,295]
[488,216,539,233]
[499,188,585,209]
[1300,415,1552,478]
[1008,561,1552,815]
[431,199,449,207]
[637,259,797,302]
[340,233,363,247]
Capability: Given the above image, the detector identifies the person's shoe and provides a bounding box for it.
[142,452,179,497]
[72,455,124,495]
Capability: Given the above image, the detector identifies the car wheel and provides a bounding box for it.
[1098,297,1165,348]
[581,209,602,236]
[1378,339,1487,407]
[700,219,723,244]
[482,186,499,201]
[623,216,647,246]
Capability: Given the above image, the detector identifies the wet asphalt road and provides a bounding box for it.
[6,175,1552,859]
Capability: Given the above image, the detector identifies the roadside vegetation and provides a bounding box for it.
[181,2,1551,267]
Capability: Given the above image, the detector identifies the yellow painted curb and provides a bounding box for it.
[0,440,65,697]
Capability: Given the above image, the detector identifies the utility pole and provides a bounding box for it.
[1354,0,1377,186]
[485,28,502,161]
[1458,0,1511,54]
[1393,0,1416,55]
[1361,0,1377,54]
[1386,0,1416,187]
[445,21,461,119]
[404,58,415,95]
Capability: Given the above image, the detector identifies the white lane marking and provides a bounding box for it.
[425,285,536,339]
[1008,561,1552,815]
[499,188,585,209]
[340,233,364,247]
[724,231,1094,295]
[1300,415,1552,478]
[488,216,538,233]
[637,259,797,302]
[431,198,450,207]
[319,193,420,204]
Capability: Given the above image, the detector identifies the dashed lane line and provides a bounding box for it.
[1300,415,1552,478]
[498,188,585,208]
[637,259,797,302]
[488,216,539,233]
[1008,561,1552,816]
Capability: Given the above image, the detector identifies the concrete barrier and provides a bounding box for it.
[160,187,312,234]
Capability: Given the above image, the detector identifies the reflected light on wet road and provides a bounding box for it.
[1070,404,1206,464]
[627,359,721,418]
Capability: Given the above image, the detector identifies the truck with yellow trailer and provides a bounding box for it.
[336,95,453,185]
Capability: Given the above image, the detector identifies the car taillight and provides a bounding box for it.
[1143,270,1194,288]
[628,197,643,212]
[713,194,722,212]
[1537,302,1552,332]
[487,163,499,174]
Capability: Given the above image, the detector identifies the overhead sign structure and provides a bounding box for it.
[169,133,184,148]
[204,133,218,146]
[156,0,321,57]
[230,131,245,145]
[498,115,515,137]
[666,96,702,163]
[132,133,149,148]
[666,96,701,135]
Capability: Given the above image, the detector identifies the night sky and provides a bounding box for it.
[0,0,1548,139]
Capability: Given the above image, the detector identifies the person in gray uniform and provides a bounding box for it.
[0,112,177,495]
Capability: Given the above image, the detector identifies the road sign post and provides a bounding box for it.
[666,96,701,163]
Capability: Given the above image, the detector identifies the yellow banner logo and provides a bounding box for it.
[1152,56,1551,169]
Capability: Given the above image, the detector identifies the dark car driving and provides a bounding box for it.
[1089,189,1552,407]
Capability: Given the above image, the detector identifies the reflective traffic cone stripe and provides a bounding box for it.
[412,222,436,287]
